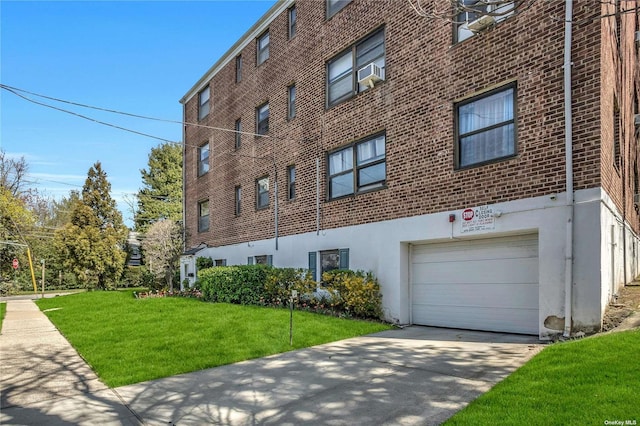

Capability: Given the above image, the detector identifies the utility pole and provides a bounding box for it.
[1,241,38,293]
[41,259,45,298]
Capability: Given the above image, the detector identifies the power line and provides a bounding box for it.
[0,84,310,164]
[1,83,273,141]
[1,84,178,144]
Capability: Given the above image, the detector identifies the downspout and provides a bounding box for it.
[563,0,574,338]
[274,165,279,250]
[181,105,187,291]
[316,157,320,235]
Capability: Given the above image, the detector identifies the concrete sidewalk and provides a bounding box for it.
[0,299,141,425]
[1,298,542,425]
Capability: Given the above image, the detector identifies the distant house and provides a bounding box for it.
[179,0,640,339]
[126,232,142,267]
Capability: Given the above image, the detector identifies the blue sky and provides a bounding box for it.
[1,0,277,226]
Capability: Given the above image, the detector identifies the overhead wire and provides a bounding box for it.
[0,83,299,164]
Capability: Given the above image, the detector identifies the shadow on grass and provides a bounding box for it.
[114,326,541,425]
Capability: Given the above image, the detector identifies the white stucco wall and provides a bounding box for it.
[191,187,636,338]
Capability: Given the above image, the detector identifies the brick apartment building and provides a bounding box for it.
[179,0,640,338]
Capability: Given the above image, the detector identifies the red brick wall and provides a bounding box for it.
[600,0,640,234]
[182,0,628,248]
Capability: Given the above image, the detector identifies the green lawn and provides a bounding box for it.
[36,291,391,387]
[0,302,6,330]
[445,329,640,425]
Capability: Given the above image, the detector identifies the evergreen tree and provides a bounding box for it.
[134,143,182,232]
[54,162,127,289]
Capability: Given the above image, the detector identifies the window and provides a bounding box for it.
[215,259,227,267]
[256,176,269,209]
[288,5,297,39]
[327,0,351,18]
[198,200,209,232]
[256,102,269,135]
[328,133,386,199]
[288,85,296,120]
[257,31,270,65]
[235,119,242,149]
[249,255,273,265]
[198,86,210,120]
[235,55,242,83]
[456,84,516,168]
[235,186,242,216]
[320,248,349,276]
[455,0,514,43]
[287,165,296,200]
[327,29,385,107]
[198,143,209,176]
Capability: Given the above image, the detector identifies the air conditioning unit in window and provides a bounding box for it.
[357,63,384,88]
[467,14,496,32]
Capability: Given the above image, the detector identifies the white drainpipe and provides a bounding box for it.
[563,0,574,338]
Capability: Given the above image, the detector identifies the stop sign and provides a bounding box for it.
[12,258,19,269]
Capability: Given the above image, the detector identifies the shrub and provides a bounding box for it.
[196,256,214,270]
[197,265,268,305]
[322,269,383,320]
[121,266,155,288]
[263,268,317,306]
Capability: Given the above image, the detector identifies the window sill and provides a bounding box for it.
[455,154,517,171]
[327,184,387,202]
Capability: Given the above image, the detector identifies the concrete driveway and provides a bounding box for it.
[115,327,541,425]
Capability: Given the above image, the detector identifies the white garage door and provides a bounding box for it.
[411,234,539,335]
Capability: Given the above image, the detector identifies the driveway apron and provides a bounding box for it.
[115,326,541,425]
[1,297,541,425]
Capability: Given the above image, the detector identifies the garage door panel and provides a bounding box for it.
[412,237,538,263]
[411,305,539,334]
[412,257,538,285]
[412,283,538,309]
[410,234,539,335]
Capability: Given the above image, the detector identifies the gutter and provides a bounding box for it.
[563,0,574,338]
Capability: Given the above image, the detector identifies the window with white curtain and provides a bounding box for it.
[328,133,386,199]
[197,143,209,176]
[456,84,516,168]
[256,176,269,209]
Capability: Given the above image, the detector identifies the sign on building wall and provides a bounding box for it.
[461,205,495,233]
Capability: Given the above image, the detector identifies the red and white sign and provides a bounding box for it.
[461,205,495,234]
[12,258,19,270]
[462,209,475,221]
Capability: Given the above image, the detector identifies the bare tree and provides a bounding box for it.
[0,150,29,197]
[141,219,183,292]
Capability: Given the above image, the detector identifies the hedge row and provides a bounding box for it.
[196,265,383,320]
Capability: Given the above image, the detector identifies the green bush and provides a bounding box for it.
[264,268,317,306]
[321,269,383,320]
[197,265,268,305]
[196,256,214,270]
[121,266,155,288]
